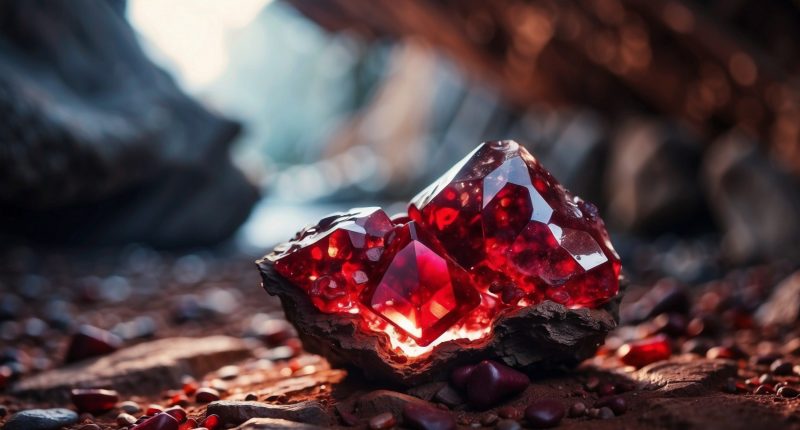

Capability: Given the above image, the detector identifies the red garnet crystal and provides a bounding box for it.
[364,222,480,346]
[272,207,394,313]
[260,140,622,382]
[409,140,620,309]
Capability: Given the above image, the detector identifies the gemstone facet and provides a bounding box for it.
[364,222,480,346]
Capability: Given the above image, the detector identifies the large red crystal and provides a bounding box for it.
[268,140,620,349]
[409,140,620,308]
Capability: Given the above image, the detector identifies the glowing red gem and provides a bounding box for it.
[271,207,394,313]
[409,140,620,308]
[362,221,480,346]
[617,335,671,367]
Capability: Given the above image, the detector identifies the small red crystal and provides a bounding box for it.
[272,207,393,313]
[363,221,480,346]
[618,335,671,367]
[70,388,119,413]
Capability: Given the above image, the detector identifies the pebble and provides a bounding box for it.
[245,393,258,401]
[778,386,800,398]
[130,413,180,430]
[568,402,587,417]
[64,325,122,363]
[524,400,565,429]
[71,388,119,413]
[117,412,137,426]
[119,400,142,414]
[368,412,396,430]
[495,419,521,430]
[754,384,773,395]
[3,408,79,430]
[464,360,530,409]
[200,414,220,430]
[195,387,221,403]
[595,395,627,415]
[598,406,616,419]
[434,385,464,408]
[770,360,794,376]
[496,406,522,420]
[403,402,456,430]
[450,364,476,389]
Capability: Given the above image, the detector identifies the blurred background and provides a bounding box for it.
[1,0,800,381]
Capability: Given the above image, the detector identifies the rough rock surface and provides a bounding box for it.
[1,408,79,430]
[632,356,737,397]
[232,418,328,430]
[258,259,622,385]
[207,400,331,426]
[12,336,254,401]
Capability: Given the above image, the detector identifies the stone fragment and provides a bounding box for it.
[464,360,529,409]
[402,402,456,430]
[130,413,179,430]
[71,388,119,413]
[617,336,672,368]
[13,336,253,401]
[206,400,330,426]
[524,400,565,428]
[633,357,736,396]
[3,408,79,430]
[232,418,326,429]
[64,325,122,363]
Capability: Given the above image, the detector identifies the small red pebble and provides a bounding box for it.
[595,395,627,415]
[131,413,180,430]
[163,406,187,422]
[524,400,565,429]
[706,346,740,360]
[146,405,164,415]
[200,414,220,430]
[450,364,477,389]
[618,336,671,368]
[64,325,122,364]
[465,360,530,409]
[181,376,198,396]
[70,388,119,414]
[195,387,221,403]
[177,418,197,430]
[169,392,190,407]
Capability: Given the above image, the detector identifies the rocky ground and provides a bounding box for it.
[1,245,799,429]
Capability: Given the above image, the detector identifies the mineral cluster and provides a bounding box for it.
[259,140,623,383]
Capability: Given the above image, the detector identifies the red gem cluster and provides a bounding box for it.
[270,141,621,349]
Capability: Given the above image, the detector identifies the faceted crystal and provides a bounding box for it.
[409,140,620,308]
[270,207,394,313]
[363,221,480,346]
